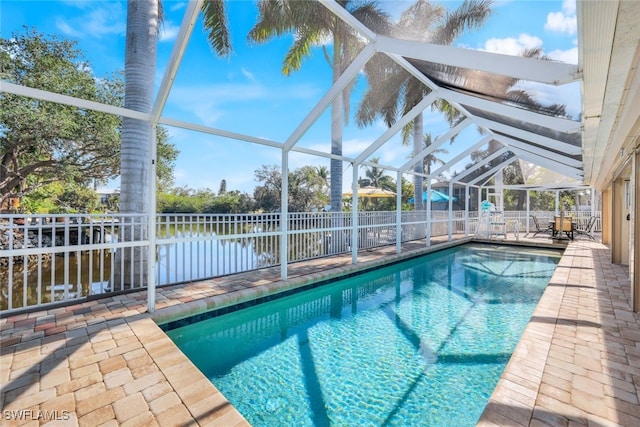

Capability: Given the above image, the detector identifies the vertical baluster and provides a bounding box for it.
[37,219,43,306]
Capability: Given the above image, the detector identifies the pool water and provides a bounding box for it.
[165,243,561,426]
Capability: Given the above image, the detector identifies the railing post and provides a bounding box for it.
[396,171,402,253]
[351,163,359,264]
[448,181,453,241]
[464,185,469,237]
[280,150,289,281]
[426,180,432,247]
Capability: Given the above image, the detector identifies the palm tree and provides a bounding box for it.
[361,157,394,191]
[357,0,492,210]
[315,165,330,192]
[248,0,390,213]
[120,0,231,285]
[422,133,447,176]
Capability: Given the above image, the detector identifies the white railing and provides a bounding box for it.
[0,210,602,314]
[0,213,149,313]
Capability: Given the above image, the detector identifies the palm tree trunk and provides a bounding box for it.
[330,36,344,254]
[330,36,344,214]
[117,0,159,287]
[413,113,424,210]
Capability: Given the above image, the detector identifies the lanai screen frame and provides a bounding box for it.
[0,0,586,312]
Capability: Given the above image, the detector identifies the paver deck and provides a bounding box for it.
[1,235,639,426]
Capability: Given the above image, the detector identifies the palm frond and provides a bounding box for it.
[201,0,231,56]
[435,0,493,45]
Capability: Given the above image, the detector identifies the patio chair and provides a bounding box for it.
[531,215,553,237]
[575,216,598,240]
[554,216,575,240]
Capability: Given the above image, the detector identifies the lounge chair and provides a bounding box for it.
[575,216,597,240]
[531,215,553,237]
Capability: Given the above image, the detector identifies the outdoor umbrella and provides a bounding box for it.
[408,190,456,204]
[343,186,396,198]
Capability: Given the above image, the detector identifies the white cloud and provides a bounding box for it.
[562,0,576,16]
[169,82,322,127]
[544,0,577,35]
[159,22,180,43]
[513,80,581,119]
[56,2,126,39]
[169,2,187,12]
[547,47,578,64]
[483,34,543,56]
[241,67,257,83]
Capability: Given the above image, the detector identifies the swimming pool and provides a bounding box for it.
[164,243,561,426]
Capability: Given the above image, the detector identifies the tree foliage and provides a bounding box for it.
[0,28,178,206]
[253,164,329,212]
[0,28,120,202]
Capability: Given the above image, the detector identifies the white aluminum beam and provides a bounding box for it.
[160,117,283,148]
[437,87,581,133]
[355,92,438,164]
[484,183,590,190]
[429,136,492,178]
[1,81,149,121]
[283,43,375,151]
[508,147,583,180]
[469,157,517,186]
[493,134,583,168]
[473,116,582,156]
[451,148,508,182]
[151,0,202,122]
[376,35,580,85]
[319,0,377,42]
[399,118,472,172]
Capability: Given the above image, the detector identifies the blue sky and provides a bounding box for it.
[1,0,579,194]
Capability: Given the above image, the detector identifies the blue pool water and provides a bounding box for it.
[165,243,561,426]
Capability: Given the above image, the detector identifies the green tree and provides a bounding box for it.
[253,164,328,212]
[422,133,447,175]
[357,0,492,210]
[249,0,390,212]
[0,28,179,208]
[203,190,254,213]
[0,28,120,203]
[56,184,100,213]
[360,157,394,191]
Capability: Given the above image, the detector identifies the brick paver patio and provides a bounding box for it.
[1,236,639,426]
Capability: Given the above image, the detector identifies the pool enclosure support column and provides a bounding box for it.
[464,185,469,237]
[145,0,200,313]
[396,171,402,253]
[426,180,432,247]
[448,181,453,241]
[632,149,639,312]
[147,125,157,312]
[280,150,289,280]
[526,190,531,234]
[351,162,359,264]
[555,190,560,214]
